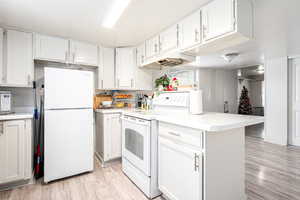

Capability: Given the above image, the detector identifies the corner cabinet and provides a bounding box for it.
[98,47,115,89]
[95,112,122,165]
[2,30,33,87]
[159,24,180,53]
[115,47,136,89]
[0,119,32,185]
[34,34,69,63]
[70,40,98,66]
[146,36,160,59]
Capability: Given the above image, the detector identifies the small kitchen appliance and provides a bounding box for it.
[0,91,12,114]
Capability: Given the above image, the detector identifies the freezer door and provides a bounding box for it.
[44,109,94,183]
[44,67,94,109]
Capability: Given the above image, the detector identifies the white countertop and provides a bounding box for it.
[156,112,264,132]
[0,113,33,121]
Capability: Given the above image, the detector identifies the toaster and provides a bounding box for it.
[0,91,12,114]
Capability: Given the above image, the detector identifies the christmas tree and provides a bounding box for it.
[238,86,252,115]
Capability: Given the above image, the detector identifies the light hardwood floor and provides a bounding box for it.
[1,136,300,200]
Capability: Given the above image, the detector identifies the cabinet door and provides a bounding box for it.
[0,120,25,184]
[70,40,98,66]
[136,43,146,67]
[158,137,202,200]
[146,36,159,59]
[159,24,179,53]
[98,47,115,89]
[0,28,3,85]
[109,114,122,159]
[181,11,201,49]
[5,30,33,87]
[34,34,69,63]
[115,47,136,89]
[202,0,235,41]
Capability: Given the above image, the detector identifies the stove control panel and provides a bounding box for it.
[153,92,189,107]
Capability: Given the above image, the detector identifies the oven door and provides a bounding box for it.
[121,115,151,176]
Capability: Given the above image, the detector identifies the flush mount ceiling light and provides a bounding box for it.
[256,65,264,74]
[221,52,240,63]
[102,0,131,29]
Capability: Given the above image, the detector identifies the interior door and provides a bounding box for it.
[122,117,151,176]
[44,67,94,109]
[202,0,235,41]
[44,109,94,182]
[5,30,33,86]
[291,59,300,146]
[158,136,202,200]
[0,121,25,184]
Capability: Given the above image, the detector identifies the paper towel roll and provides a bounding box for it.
[189,90,203,115]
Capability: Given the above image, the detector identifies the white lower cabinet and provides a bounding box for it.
[158,137,202,200]
[95,113,121,164]
[0,119,32,185]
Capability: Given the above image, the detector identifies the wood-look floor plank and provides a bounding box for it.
[1,136,300,200]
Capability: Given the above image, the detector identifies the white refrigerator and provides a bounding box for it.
[44,67,94,183]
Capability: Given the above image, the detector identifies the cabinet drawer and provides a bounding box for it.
[159,122,202,147]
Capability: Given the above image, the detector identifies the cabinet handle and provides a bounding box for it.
[195,29,199,42]
[168,131,181,137]
[154,44,158,53]
[232,0,236,29]
[27,75,31,85]
[202,25,207,39]
[159,42,162,51]
[194,153,200,172]
[117,79,120,88]
[0,123,3,135]
[131,79,134,88]
[73,52,76,63]
[141,55,145,64]
[101,80,104,88]
[65,51,68,62]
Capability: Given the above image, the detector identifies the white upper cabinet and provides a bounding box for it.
[180,10,202,49]
[4,30,33,87]
[202,0,235,41]
[146,36,160,59]
[70,40,98,66]
[136,43,146,67]
[34,34,69,63]
[159,24,179,53]
[115,47,136,89]
[98,47,115,89]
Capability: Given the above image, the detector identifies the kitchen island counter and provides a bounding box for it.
[156,112,264,132]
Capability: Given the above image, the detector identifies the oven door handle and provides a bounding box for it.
[121,116,150,126]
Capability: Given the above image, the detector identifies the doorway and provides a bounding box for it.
[289,58,300,146]
[237,65,265,139]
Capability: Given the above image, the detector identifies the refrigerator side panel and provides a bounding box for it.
[44,67,94,109]
[44,109,94,182]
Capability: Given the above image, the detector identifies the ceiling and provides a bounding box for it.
[0,0,299,69]
[0,0,210,47]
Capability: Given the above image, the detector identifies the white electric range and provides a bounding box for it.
[121,91,201,199]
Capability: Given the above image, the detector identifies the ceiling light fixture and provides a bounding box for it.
[221,52,240,63]
[102,0,131,29]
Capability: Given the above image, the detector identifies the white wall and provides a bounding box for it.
[264,57,288,145]
[199,69,237,113]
